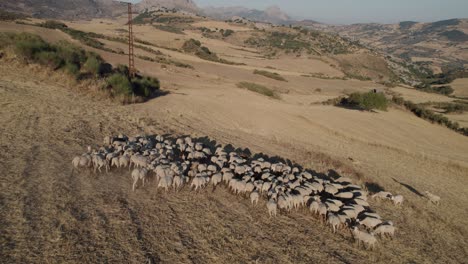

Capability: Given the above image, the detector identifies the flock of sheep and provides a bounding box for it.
[71,134,440,250]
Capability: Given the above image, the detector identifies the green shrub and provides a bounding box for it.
[107,73,133,96]
[14,35,49,60]
[56,41,87,66]
[182,39,201,53]
[154,25,184,34]
[64,62,80,77]
[131,76,160,97]
[392,96,467,136]
[253,70,287,82]
[236,82,280,99]
[39,20,68,29]
[222,29,234,37]
[35,51,64,69]
[84,54,104,76]
[341,92,388,111]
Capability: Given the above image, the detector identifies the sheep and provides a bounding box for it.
[131,168,140,191]
[327,213,341,233]
[172,175,184,191]
[211,173,222,187]
[111,156,120,168]
[357,217,382,230]
[93,155,109,173]
[158,174,173,192]
[267,199,277,217]
[352,227,377,250]
[72,155,91,171]
[424,191,441,205]
[374,223,395,239]
[309,200,320,215]
[334,192,354,199]
[74,133,395,247]
[391,195,404,206]
[250,191,260,206]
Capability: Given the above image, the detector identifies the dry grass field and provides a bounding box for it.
[1,17,468,263]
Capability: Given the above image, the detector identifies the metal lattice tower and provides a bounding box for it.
[127,2,135,78]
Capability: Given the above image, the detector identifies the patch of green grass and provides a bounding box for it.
[236,82,280,99]
[154,25,184,35]
[182,39,245,65]
[340,91,388,111]
[253,69,287,82]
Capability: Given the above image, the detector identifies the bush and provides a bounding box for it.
[182,39,201,53]
[154,25,184,34]
[39,20,68,29]
[236,82,280,99]
[222,29,234,37]
[131,76,160,97]
[253,70,287,82]
[64,62,80,77]
[341,92,388,111]
[55,41,87,67]
[14,35,49,60]
[35,51,64,69]
[107,73,133,96]
[392,96,467,136]
[84,53,104,76]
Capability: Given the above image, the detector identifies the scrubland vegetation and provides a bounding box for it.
[182,39,244,65]
[236,82,280,99]
[392,96,468,136]
[253,70,287,82]
[0,32,160,103]
[333,92,389,111]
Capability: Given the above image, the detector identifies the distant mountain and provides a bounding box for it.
[0,0,199,19]
[202,5,291,24]
[298,18,468,72]
[135,0,199,14]
[0,0,126,19]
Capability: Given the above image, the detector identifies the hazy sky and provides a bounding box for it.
[193,0,468,24]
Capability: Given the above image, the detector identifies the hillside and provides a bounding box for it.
[0,0,126,19]
[1,6,468,264]
[135,0,199,14]
[1,26,468,263]
[202,5,291,24]
[301,19,468,74]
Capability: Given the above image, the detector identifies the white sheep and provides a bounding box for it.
[250,191,260,206]
[211,173,222,187]
[131,168,140,192]
[391,195,404,206]
[374,224,395,239]
[327,213,341,233]
[172,175,184,191]
[358,217,382,230]
[424,191,440,205]
[158,174,174,192]
[352,227,377,250]
[267,199,277,217]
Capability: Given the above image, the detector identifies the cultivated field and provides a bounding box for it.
[1,17,468,263]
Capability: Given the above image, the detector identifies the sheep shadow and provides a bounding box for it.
[364,182,385,193]
[392,178,424,197]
